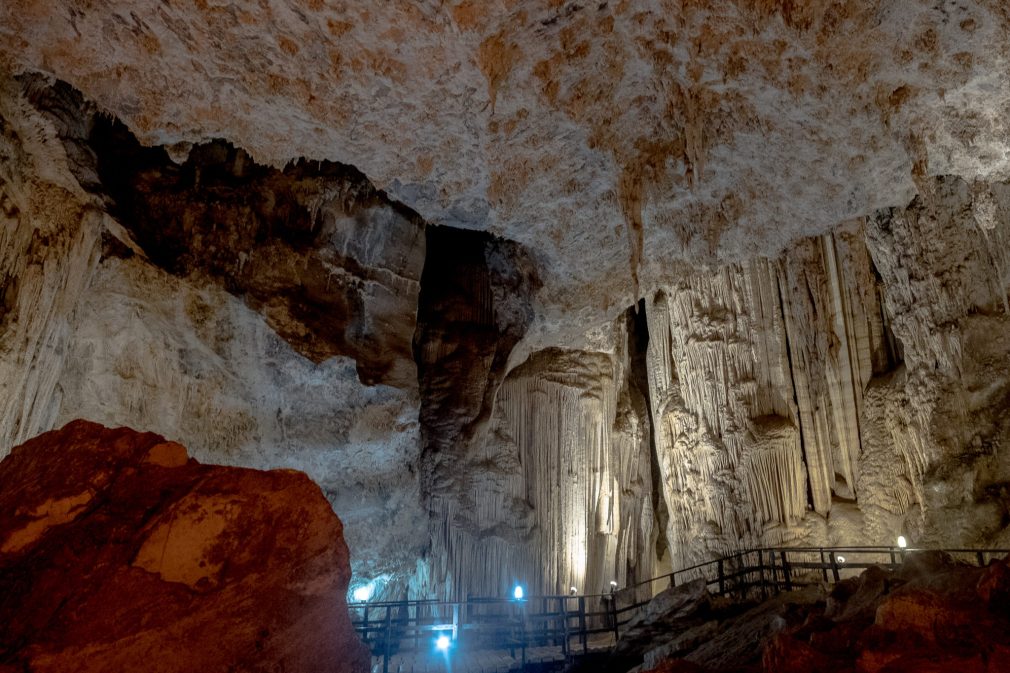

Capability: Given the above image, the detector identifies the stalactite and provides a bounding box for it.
[741,417,806,527]
[646,221,896,566]
[0,79,104,454]
[778,222,888,514]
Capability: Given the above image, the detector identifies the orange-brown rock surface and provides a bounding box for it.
[0,420,369,673]
[763,552,1010,673]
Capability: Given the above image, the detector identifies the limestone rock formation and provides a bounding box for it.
[89,112,426,388]
[612,578,713,664]
[0,420,369,673]
[0,74,428,595]
[642,222,896,568]
[5,0,1010,615]
[419,306,662,598]
[7,0,1010,347]
[610,579,826,673]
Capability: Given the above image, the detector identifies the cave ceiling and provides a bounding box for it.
[3,0,1009,341]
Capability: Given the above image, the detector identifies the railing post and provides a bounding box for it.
[452,603,459,642]
[978,551,987,567]
[758,549,766,597]
[578,596,587,654]
[465,594,471,637]
[782,550,792,591]
[830,552,840,583]
[560,597,569,655]
[362,605,369,649]
[413,602,420,652]
[382,606,392,673]
[542,596,549,647]
[717,558,725,596]
[520,602,528,672]
[768,550,778,593]
[607,592,619,642]
[819,549,829,582]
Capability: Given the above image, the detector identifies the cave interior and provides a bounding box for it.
[4,2,1010,672]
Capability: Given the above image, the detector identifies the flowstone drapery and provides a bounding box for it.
[422,317,658,598]
[640,226,893,567]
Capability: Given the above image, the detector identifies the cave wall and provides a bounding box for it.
[0,76,429,593]
[420,319,658,599]
[5,71,1010,606]
[863,176,1010,548]
[636,179,1010,568]
[54,255,428,588]
[642,223,897,568]
[0,76,104,450]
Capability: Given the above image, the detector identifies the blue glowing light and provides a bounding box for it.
[352,584,373,602]
[513,585,524,600]
[435,635,450,652]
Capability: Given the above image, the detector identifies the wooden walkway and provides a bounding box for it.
[353,546,1010,673]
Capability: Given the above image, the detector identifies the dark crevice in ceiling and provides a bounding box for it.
[413,224,540,507]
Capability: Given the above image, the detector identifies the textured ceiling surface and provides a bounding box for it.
[5,1,1010,336]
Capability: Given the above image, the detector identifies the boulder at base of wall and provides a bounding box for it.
[0,419,369,673]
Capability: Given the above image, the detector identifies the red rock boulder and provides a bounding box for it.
[0,420,369,673]
[760,552,1010,673]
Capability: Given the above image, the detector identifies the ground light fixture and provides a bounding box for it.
[836,556,846,564]
[435,635,450,652]
[513,585,524,600]
[570,586,577,595]
[897,535,908,549]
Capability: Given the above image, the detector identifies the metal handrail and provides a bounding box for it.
[350,545,1010,672]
